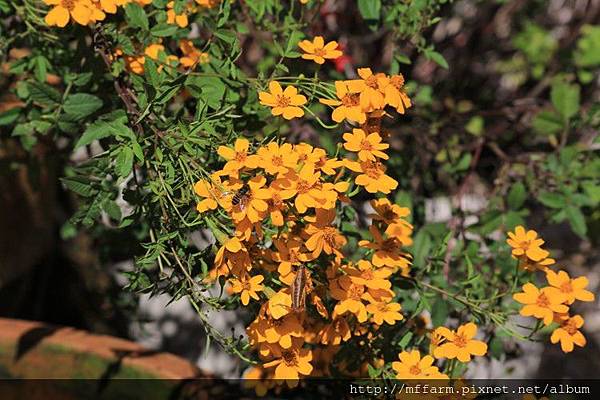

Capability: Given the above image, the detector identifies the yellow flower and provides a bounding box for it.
[268,290,293,319]
[254,314,304,349]
[347,260,393,290]
[229,176,271,223]
[392,350,448,379]
[318,318,351,345]
[217,138,260,174]
[369,198,410,225]
[366,301,403,325]
[550,314,586,353]
[304,209,347,258]
[271,237,314,285]
[346,68,387,111]
[506,226,548,261]
[44,0,95,27]
[385,74,412,113]
[330,275,368,323]
[518,254,555,272]
[193,175,228,212]
[179,39,209,68]
[195,0,219,7]
[257,142,298,175]
[259,81,307,120]
[266,185,296,227]
[345,159,398,194]
[167,1,188,27]
[343,128,389,161]
[433,323,488,362]
[298,36,342,65]
[230,274,264,305]
[513,283,568,325]
[319,81,366,124]
[359,225,411,273]
[263,343,313,382]
[545,270,595,305]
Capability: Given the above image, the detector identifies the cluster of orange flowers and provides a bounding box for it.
[392,322,488,380]
[258,36,411,124]
[43,0,217,28]
[508,226,595,353]
[115,40,209,75]
[194,85,416,389]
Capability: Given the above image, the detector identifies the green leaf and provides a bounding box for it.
[507,182,526,209]
[61,176,96,197]
[115,147,134,178]
[125,3,149,30]
[551,81,580,121]
[397,331,413,350]
[27,81,61,106]
[465,116,484,136]
[566,206,587,237]
[151,23,179,37]
[63,93,103,120]
[0,108,21,126]
[431,296,449,326]
[537,191,565,208]
[532,110,563,135]
[75,118,131,148]
[358,0,380,20]
[427,50,449,69]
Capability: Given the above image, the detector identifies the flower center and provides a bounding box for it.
[563,319,578,335]
[381,238,398,252]
[271,155,284,166]
[560,281,573,294]
[382,208,397,221]
[454,333,467,348]
[365,75,379,89]
[341,93,360,107]
[322,227,339,247]
[376,303,388,312]
[390,75,404,89]
[235,151,247,163]
[536,293,550,308]
[275,94,291,108]
[282,350,299,367]
[61,0,76,10]
[313,48,327,57]
[362,160,384,179]
[409,365,422,375]
[360,139,374,151]
[296,180,312,194]
[347,284,364,300]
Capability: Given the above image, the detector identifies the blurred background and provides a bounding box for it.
[1,0,599,380]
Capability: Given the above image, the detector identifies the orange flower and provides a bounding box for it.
[179,39,209,68]
[217,138,260,174]
[345,159,398,194]
[366,301,403,325]
[271,237,313,285]
[263,342,313,382]
[347,260,392,290]
[229,176,271,223]
[230,274,264,305]
[359,226,411,273]
[330,275,368,322]
[518,255,555,272]
[385,74,412,113]
[262,314,304,349]
[212,237,251,279]
[257,142,298,175]
[319,81,366,124]
[550,314,586,353]
[298,36,342,64]
[433,322,488,362]
[392,350,448,379]
[193,174,229,212]
[343,128,389,161]
[304,209,347,258]
[506,226,549,261]
[268,290,293,319]
[346,68,387,111]
[319,318,351,345]
[44,0,95,27]
[266,185,296,227]
[259,81,307,120]
[545,270,595,305]
[513,283,568,325]
[369,198,410,224]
